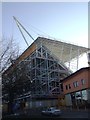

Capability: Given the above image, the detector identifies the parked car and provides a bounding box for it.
[41,107,62,116]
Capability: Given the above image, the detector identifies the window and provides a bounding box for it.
[66,85,68,90]
[73,81,79,88]
[66,84,71,90]
[82,90,88,101]
[69,84,71,89]
[75,91,81,99]
[81,79,85,85]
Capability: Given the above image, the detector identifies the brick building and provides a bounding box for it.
[62,67,90,108]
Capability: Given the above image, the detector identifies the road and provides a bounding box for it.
[2,107,89,120]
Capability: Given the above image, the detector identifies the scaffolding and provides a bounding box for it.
[2,37,89,103]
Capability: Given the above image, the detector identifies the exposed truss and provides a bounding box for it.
[35,37,89,71]
[2,44,71,101]
[2,37,89,102]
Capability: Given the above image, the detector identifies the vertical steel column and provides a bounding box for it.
[47,57,50,94]
[60,44,64,61]
[87,51,90,66]
[76,48,80,70]
[69,46,72,69]
[34,45,37,94]
[40,43,43,94]
[40,42,43,58]
[46,49,48,93]
[36,44,38,57]
[35,44,38,94]
[47,72,50,94]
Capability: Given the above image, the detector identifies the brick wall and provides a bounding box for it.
[63,68,90,95]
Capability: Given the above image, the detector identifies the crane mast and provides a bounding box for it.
[13,16,34,47]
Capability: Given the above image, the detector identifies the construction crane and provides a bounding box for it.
[13,16,34,47]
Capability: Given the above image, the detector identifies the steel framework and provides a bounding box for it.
[2,37,89,104]
[2,44,71,102]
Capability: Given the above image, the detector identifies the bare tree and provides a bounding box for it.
[0,37,20,74]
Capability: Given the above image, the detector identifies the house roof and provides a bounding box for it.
[62,67,90,83]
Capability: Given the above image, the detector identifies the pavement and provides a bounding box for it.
[1,107,90,120]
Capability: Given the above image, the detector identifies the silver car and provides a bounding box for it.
[41,107,62,116]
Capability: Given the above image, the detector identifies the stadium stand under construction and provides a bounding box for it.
[2,37,89,103]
